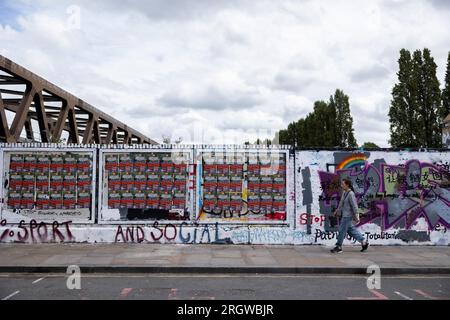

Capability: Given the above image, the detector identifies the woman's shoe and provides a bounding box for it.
[361,241,369,252]
[330,246,343,253]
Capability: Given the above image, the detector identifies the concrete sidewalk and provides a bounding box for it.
[1,244,449,274]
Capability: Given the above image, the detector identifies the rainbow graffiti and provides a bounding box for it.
[337,154,367,170]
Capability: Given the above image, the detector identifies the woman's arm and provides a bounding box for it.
[334,192,345,216]
[349,191,359,219]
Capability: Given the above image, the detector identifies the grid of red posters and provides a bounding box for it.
[105,152,189,210]
[201,152,287,220]
[7,152,93,210]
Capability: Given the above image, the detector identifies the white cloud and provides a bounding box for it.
[157,70,263,110]
[1,0,449,147]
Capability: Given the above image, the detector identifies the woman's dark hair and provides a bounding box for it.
[342,179,354,192]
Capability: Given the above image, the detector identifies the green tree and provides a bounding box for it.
[287,122,299,146]
[275,89,357,147]
[276,130,287,145]
[361,142,379,148]
[389,48,443,148]
[307,100,336,147]
[295,118,306,146]
[417,49,442,147]
[442,52,450,119]
[305,109,316,146]
[330,89,356,147]
[389,49,419,148]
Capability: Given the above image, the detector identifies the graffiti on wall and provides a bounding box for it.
[318,152,450,231]
[114,222,232,244]
[114,223,317,245]
[0,146,449,245]
[0,219,74,243]
[197,150,288,222]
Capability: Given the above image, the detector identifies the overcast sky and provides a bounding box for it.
[1,0,449,146]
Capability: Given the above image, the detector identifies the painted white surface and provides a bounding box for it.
[0,222,447,245]
[0,146,449,245]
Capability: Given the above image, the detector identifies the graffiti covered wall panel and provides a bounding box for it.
[1,145,449,245]
[296,150,450,245]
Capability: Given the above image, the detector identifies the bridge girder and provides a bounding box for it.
[0,55,157,145]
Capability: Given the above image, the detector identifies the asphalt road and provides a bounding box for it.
[0,273,449,300]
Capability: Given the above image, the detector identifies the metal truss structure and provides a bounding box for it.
[0,55,157,145]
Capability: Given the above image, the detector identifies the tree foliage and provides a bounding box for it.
[389,48,444,148]
[442,52,450,120]
[277,89,357,147]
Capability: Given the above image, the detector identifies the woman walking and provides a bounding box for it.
[330,179,369,253]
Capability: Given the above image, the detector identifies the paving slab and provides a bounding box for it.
[0,244,449,274]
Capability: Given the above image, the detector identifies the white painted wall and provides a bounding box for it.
[1,146,449,245]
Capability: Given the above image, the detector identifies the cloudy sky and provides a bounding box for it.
[1,0,449,146]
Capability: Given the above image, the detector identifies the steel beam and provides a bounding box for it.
[0,54,157,144]
[34,92,51,143]
[0,91,11,142]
